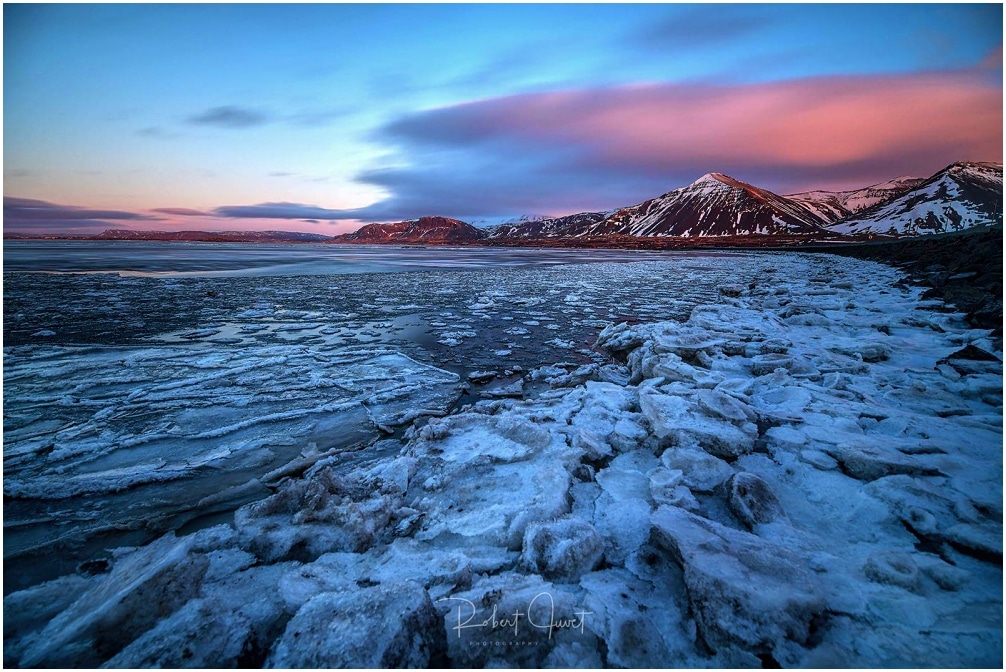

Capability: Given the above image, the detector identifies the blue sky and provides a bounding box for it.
[4,3,1002,233]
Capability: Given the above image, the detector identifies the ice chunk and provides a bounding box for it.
[593,495,653,566]
[3,574,101,656]
[638,388,690,439]
[649,468,699,509]
[106,562,293,668]
[863,550,920,591]
[579,567,692,668]
[267,582,445,668]
[651,505,826,652]
[824,443,941,482]
[696,388,754,422]
[799,449,839,471]
[726,472,788,529]
[639,387,756,457]
[865,475,1003,559]
[17,533,208,668]
[407,412,570,549]
[235,466,402,562]
[519,517,605,581]
[660,446,734,493]
[749,384,812,419]
[594,321,644,354]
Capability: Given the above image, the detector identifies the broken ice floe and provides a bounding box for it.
[4,253,1002,668]
[4,345,459,559]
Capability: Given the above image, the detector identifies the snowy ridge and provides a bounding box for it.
[6,253,1001,667]
[589,173,831,237]
[829,162,1003,236]
[485,211,609,239]
[787,176,926,224]
[337,216,487,244]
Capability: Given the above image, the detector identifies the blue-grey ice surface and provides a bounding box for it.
[3,245,1002,667]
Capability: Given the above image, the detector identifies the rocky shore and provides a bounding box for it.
[803,226,1003,338]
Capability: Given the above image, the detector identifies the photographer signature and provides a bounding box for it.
[438,592,593,639]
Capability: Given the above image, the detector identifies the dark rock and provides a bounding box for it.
[939,344,1001,363]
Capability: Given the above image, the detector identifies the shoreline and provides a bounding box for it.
[799,226,1003,340]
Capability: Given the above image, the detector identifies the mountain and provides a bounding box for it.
[787,176,926,224]
[828,162,1003,237]
[485,212,609,240]
[580,173,831,237]
[487,174,832,241]
[92,229,333,242]
[333,216,487,244]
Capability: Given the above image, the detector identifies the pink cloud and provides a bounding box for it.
[388,71,1002,192]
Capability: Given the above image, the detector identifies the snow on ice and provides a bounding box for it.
[4,253,1002,667]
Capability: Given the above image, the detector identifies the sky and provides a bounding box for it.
[4,3,1003,234]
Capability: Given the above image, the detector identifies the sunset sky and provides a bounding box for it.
[4,3,1003,234]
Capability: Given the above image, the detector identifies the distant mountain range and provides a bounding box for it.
[6,162,1001,245]
[4,229,333,243]
[92,229,333,243]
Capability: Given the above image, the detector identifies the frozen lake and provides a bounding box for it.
[3,240,727,276]
[4,242,760,590]
[3,244,1001,667]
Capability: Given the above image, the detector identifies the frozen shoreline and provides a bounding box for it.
[4,253,1002,667]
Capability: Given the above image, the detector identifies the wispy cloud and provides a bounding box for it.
[360,69,1002,215]
[212,202,356,220]
[150,207,212,217]
[209,68,1002,223]
[635,6,776,52]
[4,196,156,231]
[136,125,178,139]
[186,105,270,128]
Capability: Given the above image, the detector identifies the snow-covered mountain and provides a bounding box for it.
[585,173,831,237]
[331,163,1001,244]
[335,216,486,244]
[786,176,926,224]
[828,162,1003,236]
[485,212,609,240]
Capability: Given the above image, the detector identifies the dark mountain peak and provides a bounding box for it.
[337,215,486,244]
